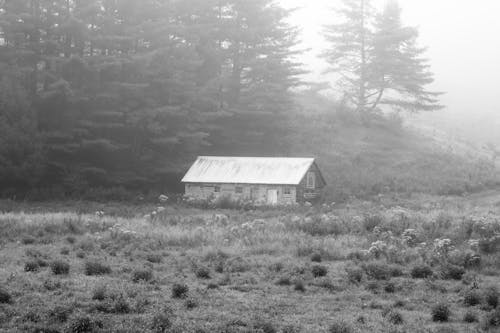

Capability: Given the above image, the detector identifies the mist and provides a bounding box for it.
[282,0,500,145]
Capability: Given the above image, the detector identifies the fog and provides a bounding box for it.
[281,0,500,145]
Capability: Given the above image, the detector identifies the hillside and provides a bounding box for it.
[287,92,499,202]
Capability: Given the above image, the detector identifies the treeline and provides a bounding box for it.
[0,0,302,197]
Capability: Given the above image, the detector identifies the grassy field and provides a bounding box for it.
[0,194,499,333]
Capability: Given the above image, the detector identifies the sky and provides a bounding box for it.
[280,0,500,143]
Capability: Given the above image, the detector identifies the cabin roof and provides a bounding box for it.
[182,156,322,185]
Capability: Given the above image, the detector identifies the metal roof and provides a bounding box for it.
[182,156,317,185]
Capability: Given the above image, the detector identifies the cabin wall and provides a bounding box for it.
[297,163,326,202]
[185,183,297,205]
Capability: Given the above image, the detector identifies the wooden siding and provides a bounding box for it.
[297,163,326,202]
[185,183,297,205]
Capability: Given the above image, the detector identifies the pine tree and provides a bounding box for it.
[322,0,442,114]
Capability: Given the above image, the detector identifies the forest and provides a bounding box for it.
[0,0,497,200]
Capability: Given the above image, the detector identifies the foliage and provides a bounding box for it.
[432,303,451,322]
[172,283,189,299]
[50,260,70,275]
[84,261,112,276]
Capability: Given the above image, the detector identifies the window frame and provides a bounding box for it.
[283,187,292,196]
[306,172,316,189]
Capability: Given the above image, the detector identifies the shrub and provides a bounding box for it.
[147,254,162,264]
[363,214,382,232]
[151,307,174,333]
[463,311,478,323]
[66,236,76,244]
[463,290,482,307]
[22,236,36,245]
[384,281,396,293]
[132,269,153,283]
[195,267,211,279]
[441,264,465,280]
[385,310,404,325]
[311,253,322,263]
[68,316,103,333]
[282,325,301,333]
[92,285,107,301]
[172,283,189,299]
[484,309,500,328]
[328,321,352,333]
[185,298,198,310]
[253,320,276,333]
[410,264,433,279]
[484,287,499,309]
[362,262,391,280]
[276,276,291,286]
[60,247,70,255]
[346,267,363,283]
[84,261,112,276]
[311,265,328,278]
[294,280,305,292]
[112,295,131,314]
[432,303,451,322]
[24,260,40,273]
[366,281,379,293]
[50,260,70,275]
[49,306,73,323]
[0,287,12,304]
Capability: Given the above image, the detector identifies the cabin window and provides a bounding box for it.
[235,186,243,194]
[214,186,221,193]
[306,172,315,188]
[284,187,292,196]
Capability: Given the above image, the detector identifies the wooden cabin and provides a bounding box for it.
[181,156,326,205]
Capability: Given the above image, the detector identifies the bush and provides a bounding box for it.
[294,280,305,292]
[410,264,433,279]
[49,306,73,323]
[385,310,404,325]
[50,260,70,275]
[68,316,103,333]
[276,276,291,286]
[441,264,465,280]
[146,254,162,264]
[151,308,174,333]
[484,309,500,328]
[432,303,451,322]
[463,290,482,307]
[463,311,478,323]
[172,283,189,299]
[362,262,391,280]
[484,287,499,309]
[112,295,131,314]
[92,285,107,301]
[346,266,363,283]
[311,253,322,263]
[311,265,328,278]
[185,298,198,310]
[282,325,301,333]
[22,236,36,245]
[195,267,211,279]
[132,269,153,283]
[0,287,12,304]
[84,261,112,276]
[253,320,276,333]
[384,281,396,293]
[328,321,352,333]
[24,260,40,272]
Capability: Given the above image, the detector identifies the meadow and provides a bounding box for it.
[0,193,499,333]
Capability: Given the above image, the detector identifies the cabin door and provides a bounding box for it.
[267,189,278,205]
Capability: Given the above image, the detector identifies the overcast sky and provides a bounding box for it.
[280,0,500,126]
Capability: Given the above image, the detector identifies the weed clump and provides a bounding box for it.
[84,261,112,276]
[311,253,322,263]
[253,320,277,333]
[328,321,353,333]
[49,306,73,323]
[294,280,306,292]
[276,276,291,286]
[484,309,500,329]
[484,287,499,309]
[132,269,153,283]
[362,262,392,280]
[384,281,396,293]
[151,307,174,333]
[172,283,189,299]
[24,260,40,273]
[146,254,162,264]
[383,309,404,325]
[440,264,465,280]
[185,298,198,310]
[195,267,211,279]
[463,311,478,323]
[432,303,451,322]
[410,264,433,279]
[312,265,328,278]
[346,266,363,283]
[50,260,70,275]
[463,290,482,307]
[0,287,12,304]
[68,315,103,333]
